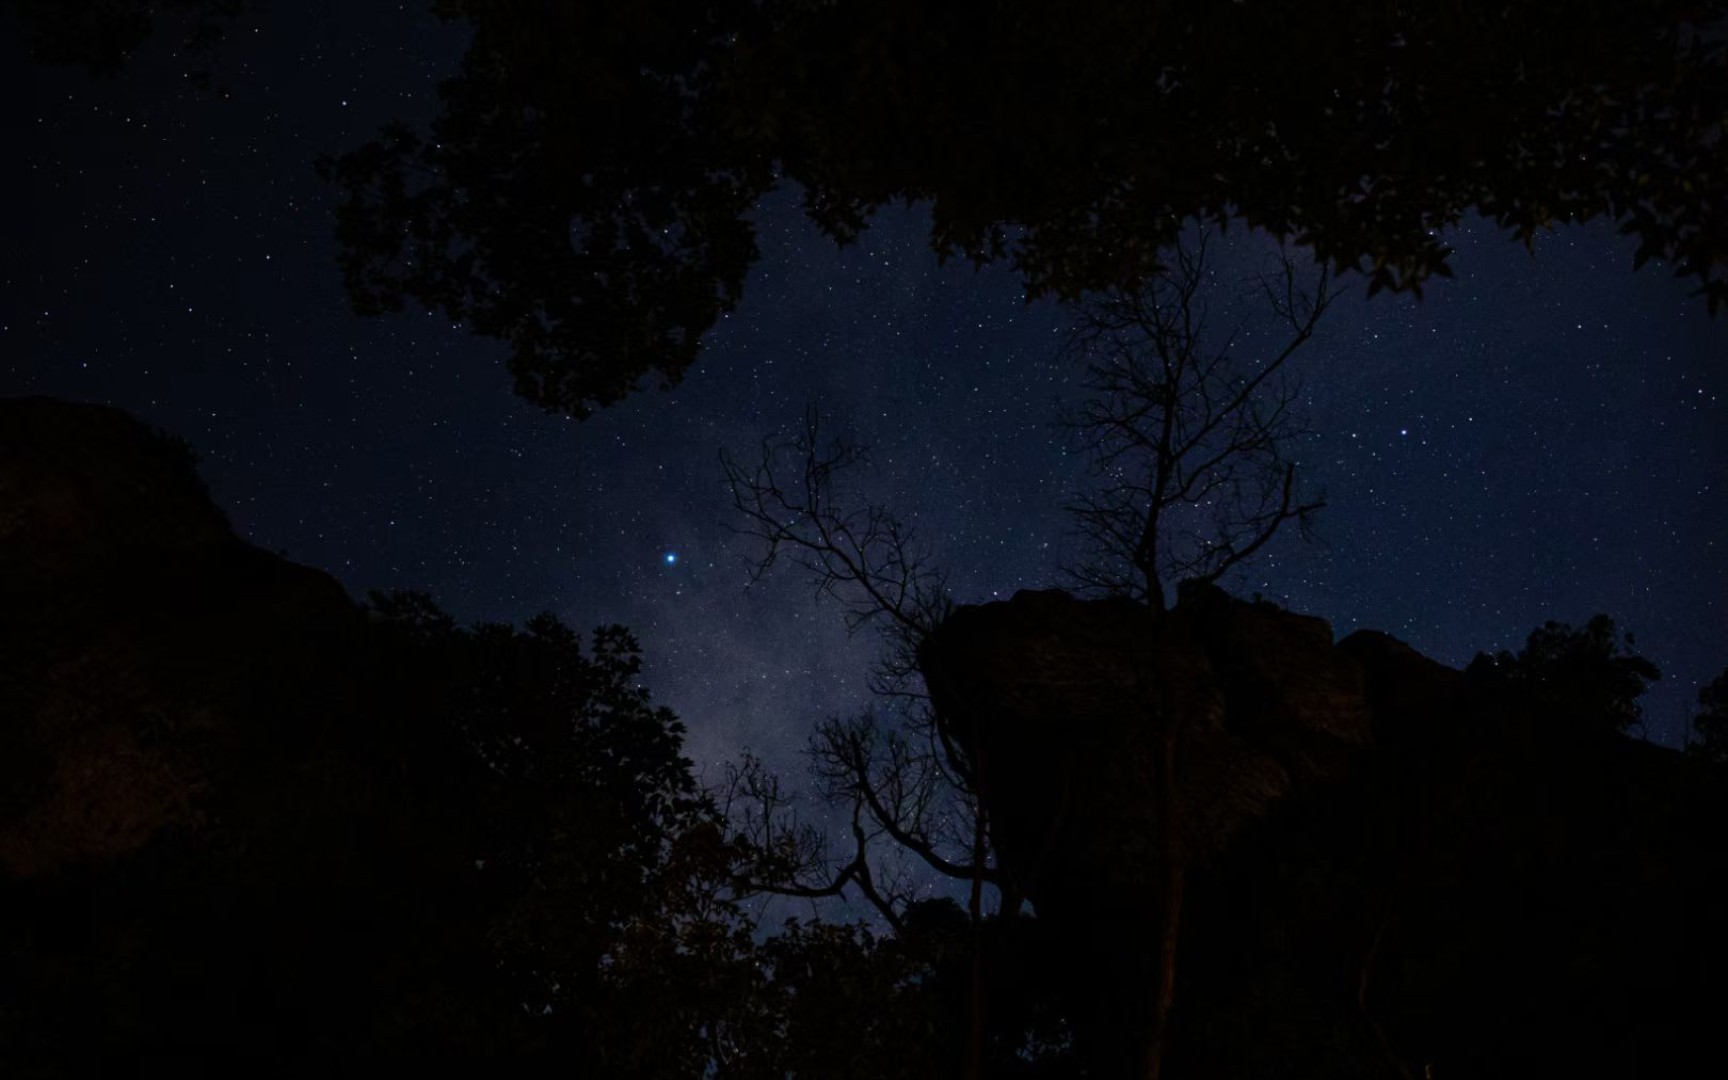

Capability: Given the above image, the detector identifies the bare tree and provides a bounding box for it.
[721,407,949,684]
[720,410,1007,1079]
[1063,229,1340,613]
[719,233,1339,1078]
[1055,228,1341,1080]
[718,408,999,919]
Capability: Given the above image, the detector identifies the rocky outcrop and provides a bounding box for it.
[919,585,1404,1071]
[918,585,1390,921]
[0,397,230,586]
[918,585,1727,1079]
[0,398,362,880]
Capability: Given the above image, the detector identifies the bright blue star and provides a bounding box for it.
[664,551,678,566]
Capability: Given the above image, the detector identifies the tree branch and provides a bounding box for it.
[1059,225,1334,606]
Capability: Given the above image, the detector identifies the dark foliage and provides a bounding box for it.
[319,2,773,417]
[24,2,1725,417]
[1,580,752,1072]
[5,558,1009,1075]
[0,569,1056,1073]
[322,0,1728,415]
[1690,664,1728,764]
[357,592,746,1062]
[737,909,957,1079]
[1465,613,1662,735]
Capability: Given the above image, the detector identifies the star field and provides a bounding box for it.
[3,0,1724,797]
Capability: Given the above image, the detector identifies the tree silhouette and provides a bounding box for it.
[730,904,967,1080]
[1061,228,1337,612]
[26,2,1724,416]
[360,593,748,1039]
[718,409,996,911]
[721,410,1045,1077]
[1464,613,1661,736]
[8,543,1036,1075]
[718,409,1002,932]
[3,578,771,1071]
[1689,665,1728,765]
[719,238,1341,1071]
[322,0,1728,415]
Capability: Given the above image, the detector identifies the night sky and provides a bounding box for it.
[5,0,1725,799]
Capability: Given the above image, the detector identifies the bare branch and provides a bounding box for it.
[721,405,951,675]
[719,752,908,930]
[812,712,995,885]
[718,415,1003,921]
[1058,225,1334,609]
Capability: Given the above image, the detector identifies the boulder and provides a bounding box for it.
[917,584,1392,920]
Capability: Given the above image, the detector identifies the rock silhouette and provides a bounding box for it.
[919,585,1726,1077]
[0,397,364,880]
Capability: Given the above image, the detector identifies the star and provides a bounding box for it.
[664,551,678,566]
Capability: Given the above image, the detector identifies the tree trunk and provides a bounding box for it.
[965,768,990,1079]
[1143,708,1184,1080]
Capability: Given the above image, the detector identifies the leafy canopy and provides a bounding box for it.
[1466,613,1662,735]
[322,0,1728,415]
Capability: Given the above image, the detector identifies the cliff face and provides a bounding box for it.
[919,586,1727,1078]
[0,397,231,585]
[0,398,467,1070]
[918,586,1394,922]
[0,397,363,880]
